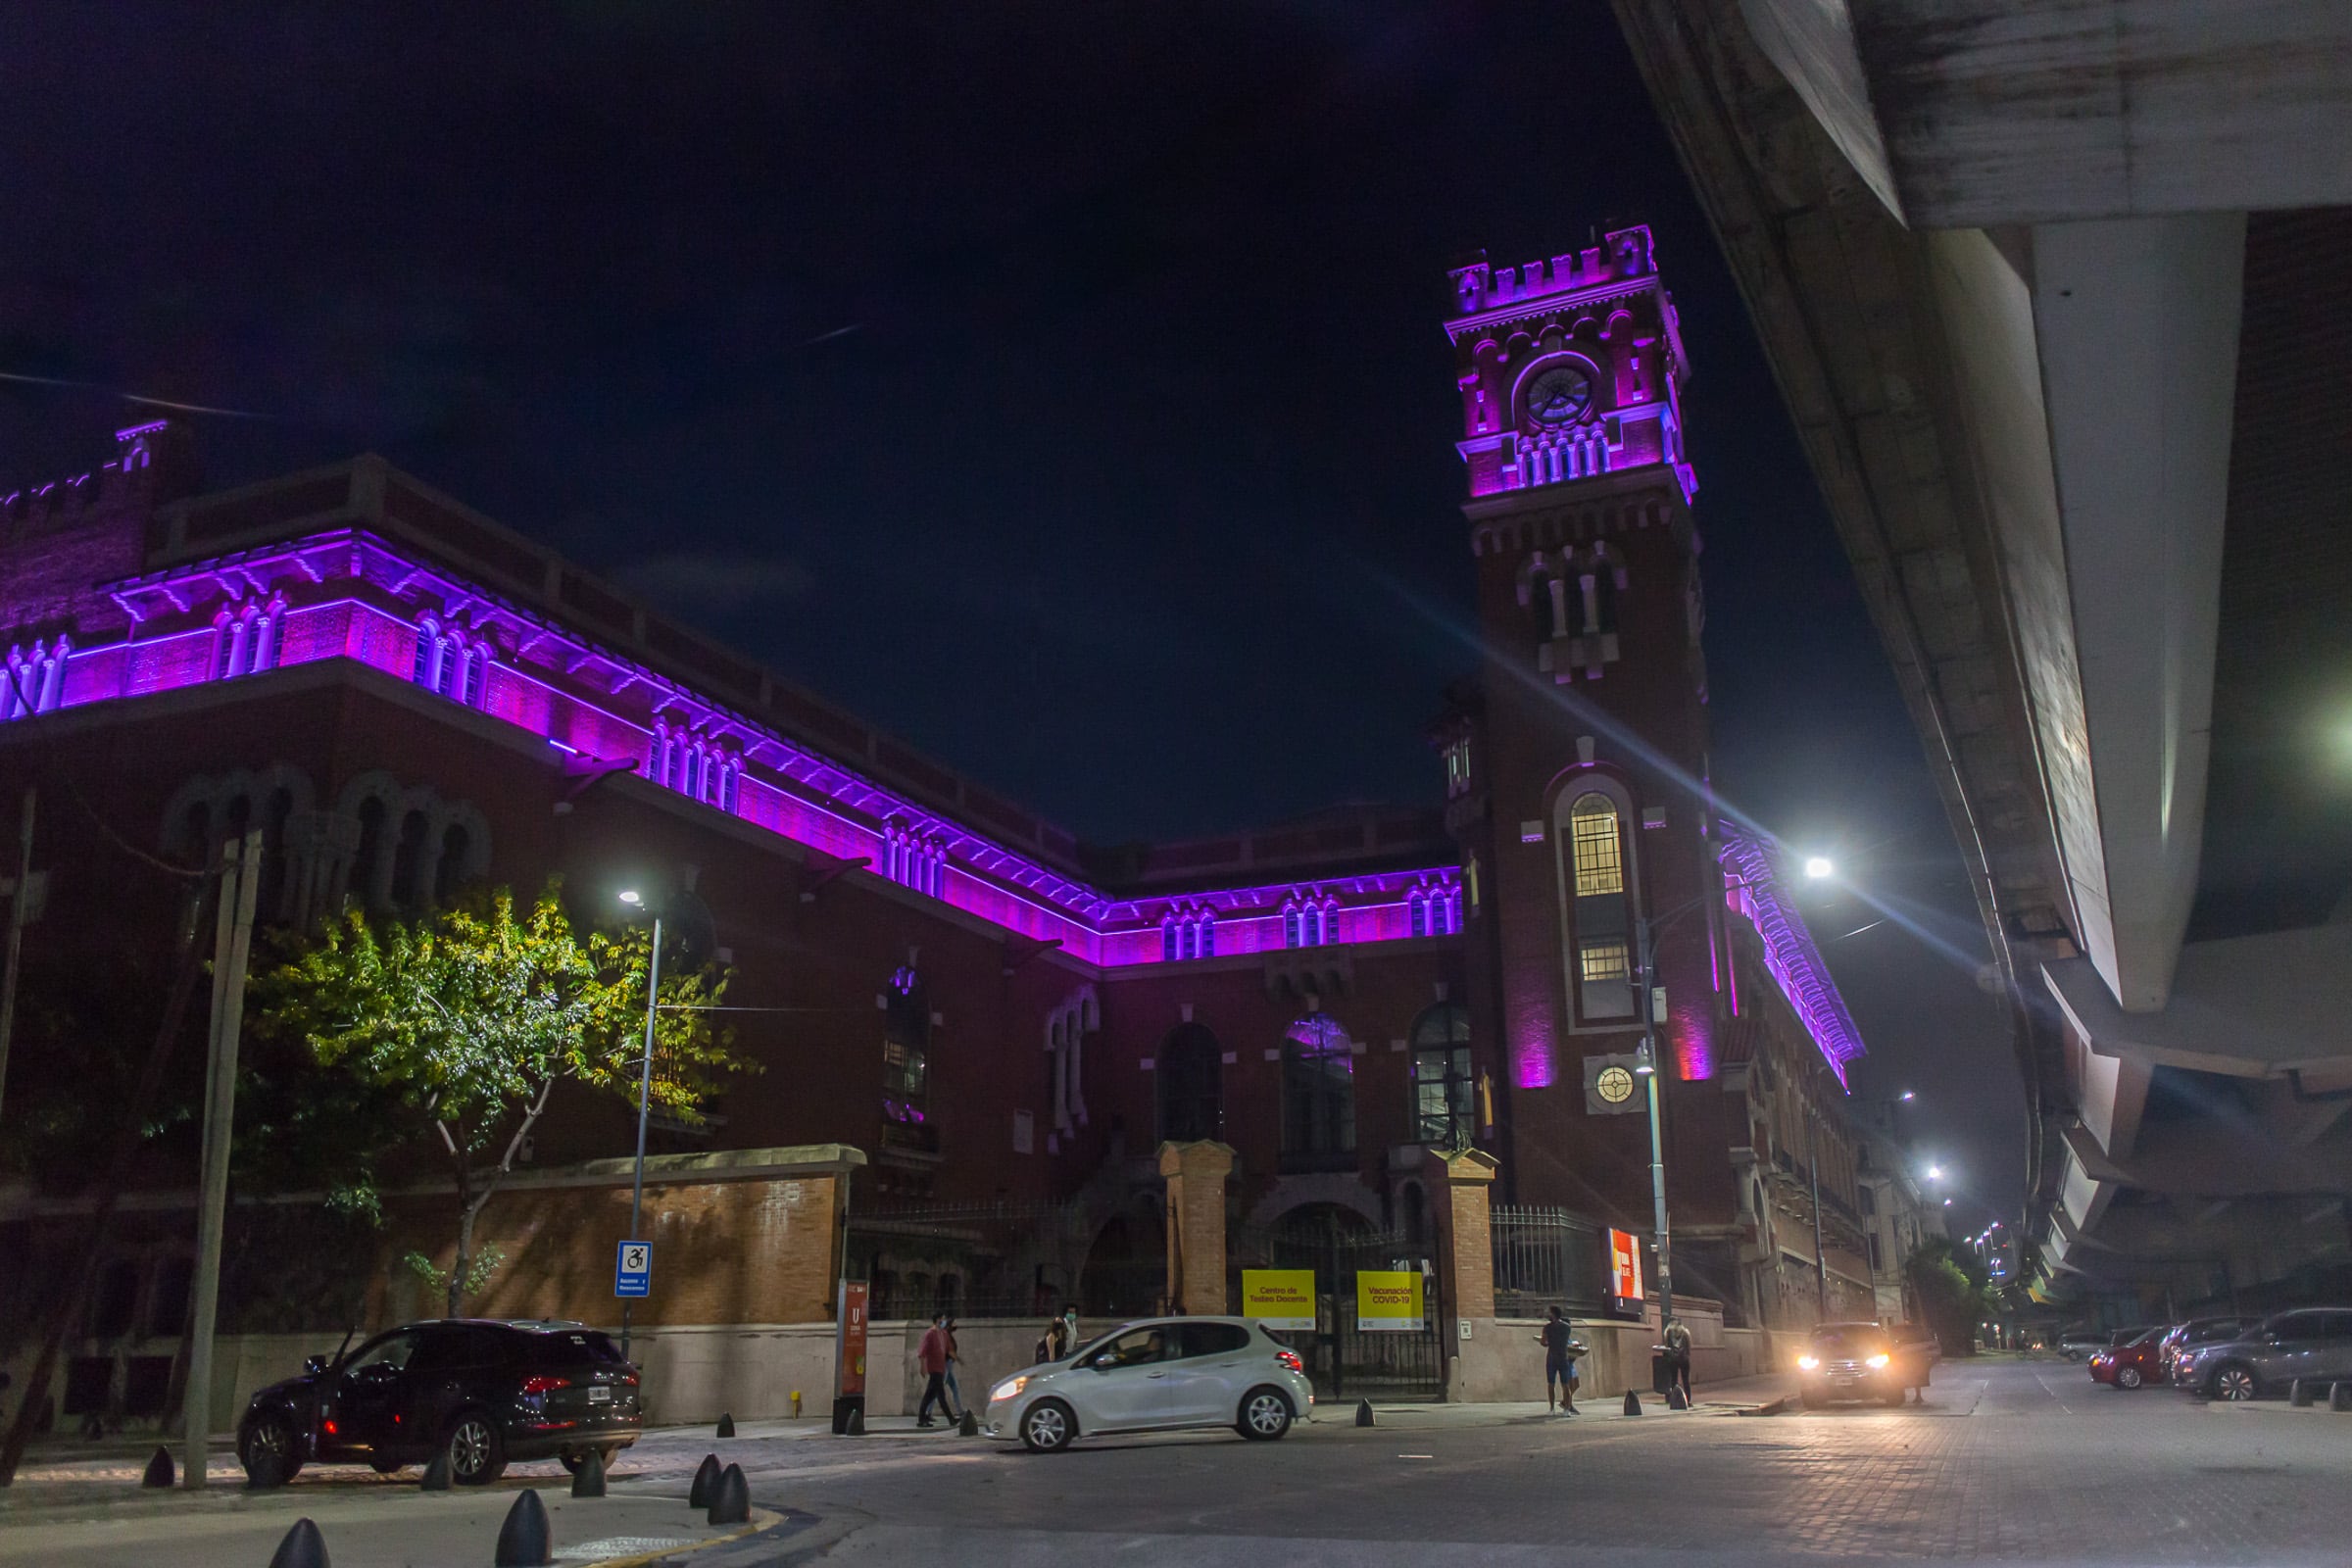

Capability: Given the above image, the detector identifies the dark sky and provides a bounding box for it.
[0,2,2022,1227]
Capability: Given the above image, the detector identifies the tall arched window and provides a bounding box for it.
[1410,1003,1475,1144]
[1156,1023,1223,1144]
[1281,1013,1355,1168]
[882,967,935,1152]
[1565,791,1635,1019]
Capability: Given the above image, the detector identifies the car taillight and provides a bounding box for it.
[1275,1349,1304,1373]
[623,1372,640,1387]
[519,1375,570,1396]
[321,1418,338,1436]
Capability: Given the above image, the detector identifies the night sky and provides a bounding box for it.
[0,2,2021,1229]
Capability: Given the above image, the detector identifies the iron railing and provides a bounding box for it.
[1490,1204,1605,1318]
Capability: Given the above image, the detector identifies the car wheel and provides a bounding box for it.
[443,1410,508,1485]
[2118,1366,2142,1390]
[1019,1398,1075,1453]
[2210,1363,2259,1402]
[1238,1388,1294,1441]
[239,1414,302,1484]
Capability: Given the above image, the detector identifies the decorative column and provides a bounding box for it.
[1157,1140,1236,1317]
[1423,1145,1500,1401]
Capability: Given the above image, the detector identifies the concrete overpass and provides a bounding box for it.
[1608,0,2352,1308]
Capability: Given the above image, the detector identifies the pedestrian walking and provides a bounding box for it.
[1536,1306,1584,1414]
[1037,1303,1079,1363]
[1663,1315,1694,1402]
[941,1314,965,1420]
[916,1313,953,1428]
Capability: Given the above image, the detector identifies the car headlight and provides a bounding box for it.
[989,1376,1028,1403]
[1796,1354,1819,1370]
[1866,1353,1890,1369]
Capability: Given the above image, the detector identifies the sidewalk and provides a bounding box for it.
[0,1480,770,1568]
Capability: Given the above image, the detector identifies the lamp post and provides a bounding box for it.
[615,889,662,1360]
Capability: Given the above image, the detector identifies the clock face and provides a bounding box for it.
[1525,364,1594,426]
[1595,1064,1636,1104]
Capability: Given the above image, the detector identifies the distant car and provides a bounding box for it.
[981,1316,1314,1452]
[2178,1308,2352,1401]
[2057,1328,2109,1361]
[2159,1317,2254,1386]
[1795,1321,1922,1408]
[2088,1326,2167,1390]
[237,1319,641,1485]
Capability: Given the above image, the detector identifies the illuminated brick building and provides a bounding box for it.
[0,229,1872,1351]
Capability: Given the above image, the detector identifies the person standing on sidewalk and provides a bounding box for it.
[916,1313,953,1428]
[1663,1316,1694,1402]
[1537,1306,1582,1414]
[941,1314,965,1421]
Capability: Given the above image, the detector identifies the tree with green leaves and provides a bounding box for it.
[249,880,749,1315]
[1903,1235,1994,1356]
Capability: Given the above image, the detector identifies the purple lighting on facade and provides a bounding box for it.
[1716,826,1865,1084]
[44,527,1464,970]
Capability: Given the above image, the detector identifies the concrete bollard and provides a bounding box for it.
[1623,1391,1642,1416]
[957,1409,980,1437]
[570,1447,606,1499]
[2292,1379,2315,1407]
[493,1490,553,1567]
[419,1451,452,1492]
[266,1517,330,1568]
[846,1406,864,1436]
[141,1446,174,1489]
[1354,1398,1375,1427]
[688,1453,721,1509]
[715,1412,736,1439]
[2332,1383,2352,1413]
[1667,1386,1690,1411]
[707,1461,752,1526]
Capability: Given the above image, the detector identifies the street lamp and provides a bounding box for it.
[614,889,664,1360]
[1802,856,1835,881]
[1926,1163,1945,1181]
[1899,1090,1915,1102]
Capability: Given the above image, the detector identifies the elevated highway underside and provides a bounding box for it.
[1609,0,2352,1307]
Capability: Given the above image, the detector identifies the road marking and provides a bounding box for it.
[2029,1370,2073,1413]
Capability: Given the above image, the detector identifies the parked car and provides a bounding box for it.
[2088,1326,2168,1390]
[237,1319,641,1485]
[2057,1328,2109,1361]
[2177,1308,2352,1401]
[2159,1316,2254,1386]
[1795,1321,1922,1407]
[981,1316,1314,1452]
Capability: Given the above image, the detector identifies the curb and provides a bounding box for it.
[1734,1395,1795,1417]
[574,1504,786,1568]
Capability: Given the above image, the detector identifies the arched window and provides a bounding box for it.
[1410,1003,1475,1144]
[349,796,387,907]
[1565,792,1636,1020]
[1161,914,1179,962]
[882,967,934,1152]
[1281,1013,1355,1167]
[388,808,431,909]
[411,616,443,690]
[1156,1023,1222,1144]
[433,824,471,906]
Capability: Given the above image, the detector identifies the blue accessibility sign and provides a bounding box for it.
[614,1240,653,1298]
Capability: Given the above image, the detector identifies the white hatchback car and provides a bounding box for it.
[983,1316,1315,1452]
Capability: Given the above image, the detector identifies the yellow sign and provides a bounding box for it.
[1241,1269,1317,1331]
[1355,1269,1425,1332]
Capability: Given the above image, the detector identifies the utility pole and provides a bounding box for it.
[1635,914,1673,1322]
[620,911,662,1362]
[182,831,263,1489]
[0,785,37,1121]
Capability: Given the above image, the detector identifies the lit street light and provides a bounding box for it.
[1803,856,1835,880]
[1899,1090,1916,1102]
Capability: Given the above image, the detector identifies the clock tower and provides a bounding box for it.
[1439,226,1732,1226]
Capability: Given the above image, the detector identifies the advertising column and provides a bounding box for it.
[833,1280,869,1433]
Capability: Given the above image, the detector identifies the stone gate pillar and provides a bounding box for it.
[1423,1146,1500,1401]
[1157,1140,1236,1316]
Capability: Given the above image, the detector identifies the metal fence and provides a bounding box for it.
[1490,1204,1605,1318]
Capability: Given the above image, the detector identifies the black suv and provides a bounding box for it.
[237,1319,641,1485]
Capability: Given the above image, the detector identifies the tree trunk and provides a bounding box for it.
[448,1158,472,1318]
[0,901,211,1487]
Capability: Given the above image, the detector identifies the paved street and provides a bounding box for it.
[6,1359,2350,1565]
